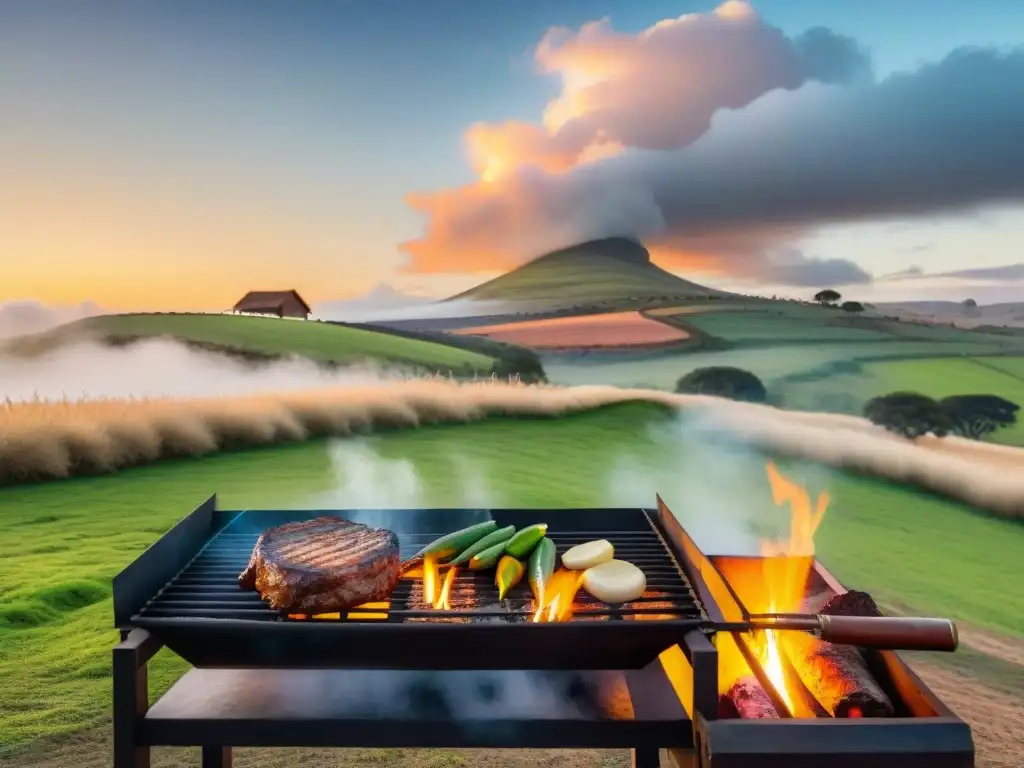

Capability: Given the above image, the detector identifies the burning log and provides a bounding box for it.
[782,590,894,718]
[820,590,883,618]
[719,677,781,719]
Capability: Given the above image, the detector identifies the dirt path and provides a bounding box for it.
[959,626,1024,668]
[914,661,1024,768]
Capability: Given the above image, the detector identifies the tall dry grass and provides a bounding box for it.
[3,379,1024,519]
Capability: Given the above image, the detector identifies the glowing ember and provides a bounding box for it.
[533,569,584,623]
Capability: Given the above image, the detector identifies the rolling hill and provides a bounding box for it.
[0,312,496,372]
[449,237,727,304]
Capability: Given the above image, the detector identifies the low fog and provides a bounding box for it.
[0,338,409,402]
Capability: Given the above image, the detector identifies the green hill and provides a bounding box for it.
[449,237,726,304]
[1,312,496,372]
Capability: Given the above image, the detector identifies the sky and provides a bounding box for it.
[2,0,1024,317]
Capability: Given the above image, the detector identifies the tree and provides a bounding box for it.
[863,392,951,440]
[675,366,766,403]
[490,348,547,384]
[962,298,977,308]
[840,300,865,316]
[814,289,841,305]
[940,394,1019,440]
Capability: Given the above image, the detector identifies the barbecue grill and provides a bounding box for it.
[112,495,975,768]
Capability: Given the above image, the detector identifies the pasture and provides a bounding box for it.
[544,340,1024,390]
[777,357,1024,445]
[454,311,689,349]
[3,402,1023,753]
[3,313,496,372]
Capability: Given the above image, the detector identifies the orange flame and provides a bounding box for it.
[420,556,457,610]
[533,569,584,623]
[757,460,829,714]
[436,566,457,611]
[716,460,830,715]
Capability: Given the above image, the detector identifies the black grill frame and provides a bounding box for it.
[111,494,975,768]
[118,498,710,669]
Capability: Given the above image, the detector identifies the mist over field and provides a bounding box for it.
[0,338,408,402]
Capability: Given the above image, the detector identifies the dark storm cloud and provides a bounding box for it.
[404,42,1024,287]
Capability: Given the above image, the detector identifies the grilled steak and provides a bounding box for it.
[238,517,401,613]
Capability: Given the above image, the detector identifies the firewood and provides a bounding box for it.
[782,590,893,717]
[718,676,781,719]
[820,590,883,618]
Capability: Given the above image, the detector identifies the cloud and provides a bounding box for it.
[936,263,1024,281]
[399,1,1024,286]
[461,1,868,181]
[747,248,872,286]
[883,262,1024,282]
[0,300,104,339]
[314,283,433,320]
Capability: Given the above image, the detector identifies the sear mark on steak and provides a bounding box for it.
[238,517,401,613]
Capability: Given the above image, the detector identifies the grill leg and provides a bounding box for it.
[632,747,661,768]
[113,632,154,768]
[202,745,232,767]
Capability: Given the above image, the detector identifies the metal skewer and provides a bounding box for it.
[702,614,959,652]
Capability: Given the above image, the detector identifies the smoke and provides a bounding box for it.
[314,439,502,509]
[0,338,409,402]
[605,408,836,555]
[607,447,764,556]
[401,1,1024,285]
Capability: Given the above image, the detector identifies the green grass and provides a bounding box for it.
[545,341,1024,390]
[678,310,889,343]
[778,357,1024,444]
[4,313,496,371]
[2,402,1022,751]
[452,239,720,303]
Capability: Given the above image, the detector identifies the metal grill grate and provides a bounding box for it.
[138,523,703,624]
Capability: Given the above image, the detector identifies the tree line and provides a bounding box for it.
[674,366,1020,442]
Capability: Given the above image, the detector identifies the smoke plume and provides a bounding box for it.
[314,439,502,509]
[401,1,1024,286]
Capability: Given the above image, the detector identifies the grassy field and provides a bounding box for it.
[3,403,1023,753]
[3,313,496,371]
[777,357,1024,445]
[545,340,1024,389]
[677,310,889,343]
[652,302,1012,345]
[451,238,721,304]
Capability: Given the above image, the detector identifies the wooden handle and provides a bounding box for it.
[817,615,958,652]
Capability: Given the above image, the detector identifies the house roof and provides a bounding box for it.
[233,290,312,314]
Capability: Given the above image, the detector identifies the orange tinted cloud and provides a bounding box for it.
[400,0,871,276]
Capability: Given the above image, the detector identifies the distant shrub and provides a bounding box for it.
[864,391,951,440]
[940,394,1019,440]
[490,348,546,383]
[675,366,766,402]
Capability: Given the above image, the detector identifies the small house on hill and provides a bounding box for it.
[232,290,312,319]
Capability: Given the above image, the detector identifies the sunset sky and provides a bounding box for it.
[3,0,1024,313]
